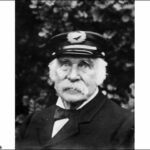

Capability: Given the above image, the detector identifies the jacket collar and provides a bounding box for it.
[77,89,107,123]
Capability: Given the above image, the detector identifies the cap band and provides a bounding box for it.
[63,51,92,55]
[63,45,97,50]
[64,49,93,54]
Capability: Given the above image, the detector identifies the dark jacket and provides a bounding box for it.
[16,91,134,150]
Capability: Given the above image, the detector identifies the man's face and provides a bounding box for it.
[53,57,98,103]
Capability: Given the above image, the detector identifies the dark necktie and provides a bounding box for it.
[54,106,79,121]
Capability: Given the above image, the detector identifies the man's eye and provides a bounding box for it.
[62,62,70,67]
[79,61,91,68]
[59,60,71,67]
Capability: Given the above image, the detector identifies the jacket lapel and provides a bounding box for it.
[49,117,79,146]
[43,106,80,147]
[36,105,55,145]
[77,90,107,123]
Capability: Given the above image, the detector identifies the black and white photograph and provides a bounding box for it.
[3,0,150,150]
[15,0,135,149]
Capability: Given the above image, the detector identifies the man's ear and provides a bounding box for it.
[47,78,54,86]
[48,59,57,86]
[95,58,108,86]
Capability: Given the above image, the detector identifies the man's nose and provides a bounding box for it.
[67,65,80,81]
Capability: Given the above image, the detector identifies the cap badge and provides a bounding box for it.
[67,31,86,43]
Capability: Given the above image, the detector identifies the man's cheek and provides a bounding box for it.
[56,68,67,79]
[54,82,64,95]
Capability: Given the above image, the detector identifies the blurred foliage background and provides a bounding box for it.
[16,0,134,130]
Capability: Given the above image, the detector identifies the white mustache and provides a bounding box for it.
[63,87,82,93]
[62,81,88,94]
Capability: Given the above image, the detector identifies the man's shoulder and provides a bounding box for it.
[98,97,134,126]
[31,105,56,122]
[104,98,133,116]
[97,98,134,141]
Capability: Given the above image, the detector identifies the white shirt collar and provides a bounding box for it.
[56,87,99,110]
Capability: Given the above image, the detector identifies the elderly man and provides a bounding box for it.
[16,31,134,150]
